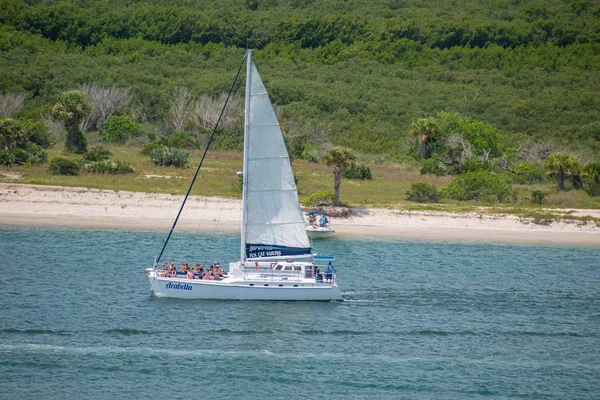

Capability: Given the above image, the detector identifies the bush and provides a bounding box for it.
[531,189,548,204]
[83,160,134,174]
[100,115,139,144]
[82,146,112,162]
[160,131,196,148]
[420,158,445,175]
[406,182,441,203]
[303,190,336,207]
[0,143,47,166]
[512,162,547,184]
[141,142,164,156]
[446,171,514,203]
[584,183,600,197]
[343,163,373,180]
[301,146,321,163]
[149,147,189,168]
[49,157,79,176]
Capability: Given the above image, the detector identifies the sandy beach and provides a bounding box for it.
[1,183,599,246]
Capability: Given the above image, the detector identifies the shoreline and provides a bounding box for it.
[1,183,599,246]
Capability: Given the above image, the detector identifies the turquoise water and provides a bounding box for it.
[1,225,599,399]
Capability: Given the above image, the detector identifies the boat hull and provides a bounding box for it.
[146,273,342,301]
[306,227,335,239]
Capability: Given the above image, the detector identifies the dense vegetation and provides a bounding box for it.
[1,0,600,210]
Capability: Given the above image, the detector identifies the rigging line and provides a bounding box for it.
[155,52,247,265]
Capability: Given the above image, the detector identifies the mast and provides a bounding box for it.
[240,49,253,263]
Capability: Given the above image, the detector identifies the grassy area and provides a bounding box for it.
[1,144,600,221]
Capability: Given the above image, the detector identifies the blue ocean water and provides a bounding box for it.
[0,225,599,399]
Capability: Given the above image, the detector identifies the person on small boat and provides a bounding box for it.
[308,214,315,226]
[169,262,177,277]
[203,270,212,280]
[320,215,328,227]
[325,262,335,283]
[186,269,194,280]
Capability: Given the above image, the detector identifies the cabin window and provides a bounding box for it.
[264,284,269,286]
[274,266,283,271]
[284,266,293,271]
[294,266,301,271]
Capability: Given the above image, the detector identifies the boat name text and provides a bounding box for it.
[165,282,192,291]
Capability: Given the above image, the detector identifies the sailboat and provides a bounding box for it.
[145,50,342,301]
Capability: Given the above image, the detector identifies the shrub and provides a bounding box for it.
[49,157,79,176]
[160,131,196,148]
[149,147,189,168]
[0,150,15,166]
[420,158,445,175]
[83,160,134,174]
[82,146,112,162]
[100,115,139,144]
[301,147,321,163]
[0,143,47,166]
[406,182,441,203]
[303,190,336,207]
[343,163,373,180]
[446,171,514,203]
[512,161,547,184]
[141,142,164,156]
[531,189,548,204]
[584,183,600,197]
[461,157,491,173]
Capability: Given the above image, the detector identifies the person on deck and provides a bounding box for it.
[325,262,335,283]
[255,262,260,270]
[214,264,224,280]
[315,267,323,282]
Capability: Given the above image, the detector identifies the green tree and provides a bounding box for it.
[324,146,357,206]
[544,152,582,191]
[582,162,600,184]
[409,117,439,159]
[0,117,24,150]
[52,90,91,154]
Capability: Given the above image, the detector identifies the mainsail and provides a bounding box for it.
[242,59,311,259]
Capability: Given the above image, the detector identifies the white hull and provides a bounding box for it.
[146,269,342,301]
[306,227,335,239]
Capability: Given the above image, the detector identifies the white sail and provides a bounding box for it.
[243,62,311,259]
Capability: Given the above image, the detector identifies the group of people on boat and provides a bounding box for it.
[160,262,224,280]
[314,262,336,283]
[307,213,329,227]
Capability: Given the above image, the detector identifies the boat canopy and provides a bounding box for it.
[308,211,331,216]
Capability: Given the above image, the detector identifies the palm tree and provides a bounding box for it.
[52,90,91,154]
[582,162,600,184]
[544,152,582,191]
[324,147,357,206]
[409,117,439,159]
